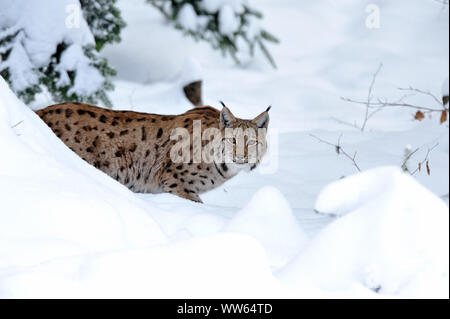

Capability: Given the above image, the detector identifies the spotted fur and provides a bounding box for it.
[36,102,269,203]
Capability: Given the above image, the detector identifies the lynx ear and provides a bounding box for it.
[220,102,236,128]
[252,107,270,129]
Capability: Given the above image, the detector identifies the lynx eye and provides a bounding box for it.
[247,139,257,146]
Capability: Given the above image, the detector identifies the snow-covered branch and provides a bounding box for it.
[0,0,124,107]
[147,0,279,68]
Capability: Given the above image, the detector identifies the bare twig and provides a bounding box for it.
[434,0,449,6]
[410,143,439,175]
[398,86,443,106]
[341,64,448,126]
[337,63,384,131]
[310,134,361,172]
[401,146,420,172]
[11,120,23,128]
[330,117,361,130]
[148,1,171,20]
[361,63,383,131]
[343,86,448,116]
[402,143,439,176]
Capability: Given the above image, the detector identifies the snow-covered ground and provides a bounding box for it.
[1,0,449,298]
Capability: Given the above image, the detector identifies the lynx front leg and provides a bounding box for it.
[173,189,203,203]
[161,180,203,203]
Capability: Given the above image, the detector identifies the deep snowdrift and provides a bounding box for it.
[0,77,168,266]
[281,167,449,298]
[0,77,280,298]
[1,77,448,298]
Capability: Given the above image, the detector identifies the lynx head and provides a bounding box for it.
[218,102,270,172]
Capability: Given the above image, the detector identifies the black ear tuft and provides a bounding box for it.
[266,105,272,112]
[252,111,270,129]
[220,101,226,108]
[220,105,236,128]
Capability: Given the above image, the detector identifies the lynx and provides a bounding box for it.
[36,102,270,203]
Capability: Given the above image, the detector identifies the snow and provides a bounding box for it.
[59,44,104,95]
[225,186,308,270]
[177,4,197,31]
[0,76,169,268]
[1,0,94,64]
[218,5,239,36]
[201,0,245,15]
[281,167,449,298]
[0,31,39,92]
[0,77,283,298]
[1,234,282,298]
[443,77,449,99]
[0,0,104,95]
[179,58,203,87]
[1,0,449,298]
[101,2,194,83]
